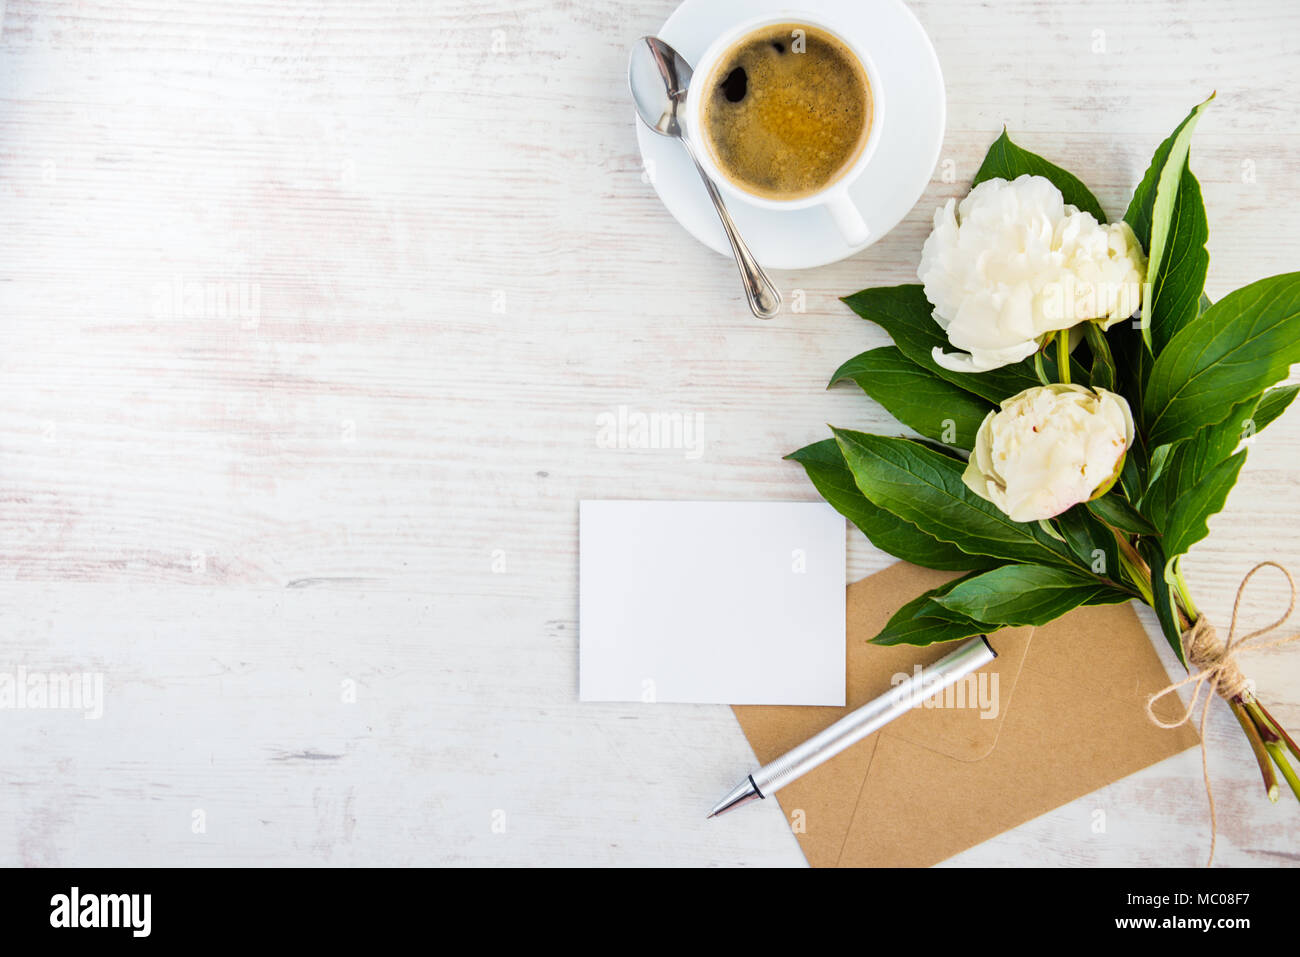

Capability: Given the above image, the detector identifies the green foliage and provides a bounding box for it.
[831,429,1080,569]
[1144,273,1300,447]
[1124,95,1214,352]
[871,575,994,647]
[1138,537,1186,665]
[973,129,1108,222]
[931,565,1133,627]
[792,99,1299,649]
[786,440,996,571]
[829,347,993,450]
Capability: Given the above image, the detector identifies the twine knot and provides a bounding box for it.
[1146,561,1300,866]
[1180,616,1251,701]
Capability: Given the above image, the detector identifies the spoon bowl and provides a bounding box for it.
[628,36,781,319]
[628,36,691,137]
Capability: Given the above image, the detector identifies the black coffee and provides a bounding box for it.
[700,23,871,199]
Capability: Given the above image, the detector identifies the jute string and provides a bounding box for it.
[1146,561,1300,866]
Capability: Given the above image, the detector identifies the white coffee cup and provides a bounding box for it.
[684,13,885,246]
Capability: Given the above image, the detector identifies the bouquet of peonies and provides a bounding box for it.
[790,96,1300,829]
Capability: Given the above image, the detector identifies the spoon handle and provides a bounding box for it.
[680,138,782,319]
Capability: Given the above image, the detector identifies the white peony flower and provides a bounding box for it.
[963,383,1135,522]
[918,174,1147,373]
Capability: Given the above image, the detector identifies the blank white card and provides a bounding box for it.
[579,501,845,705]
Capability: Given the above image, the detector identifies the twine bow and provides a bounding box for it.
[1146,561,1300,866]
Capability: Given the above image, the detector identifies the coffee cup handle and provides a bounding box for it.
[827,192,870,246]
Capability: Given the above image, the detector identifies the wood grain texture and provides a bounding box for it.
[0,0,1297,866]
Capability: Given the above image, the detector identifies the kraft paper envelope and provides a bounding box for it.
[733,561,1200,867]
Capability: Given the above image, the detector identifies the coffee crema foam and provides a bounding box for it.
[700,23,871,200]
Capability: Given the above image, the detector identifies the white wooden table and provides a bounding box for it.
[2,0,1298,867]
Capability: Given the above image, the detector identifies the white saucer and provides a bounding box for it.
[636,0,946,270]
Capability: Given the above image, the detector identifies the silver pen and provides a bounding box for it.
[708,635,998,817]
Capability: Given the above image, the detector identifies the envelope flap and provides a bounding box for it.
[733,562,1200,868]
[834,598,1200,868]
[732,561,1032,867]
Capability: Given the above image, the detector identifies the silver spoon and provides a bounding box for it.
[629,36,782,319]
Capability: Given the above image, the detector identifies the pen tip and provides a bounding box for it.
[707,777,763,819]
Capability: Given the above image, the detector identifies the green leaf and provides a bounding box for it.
[913,438,968,462]
[932,565,1132,627]
[831,429,1079,569]
[973,129,1108,222]
[1148,442,1173,484]
[1142,382,1294,532]
[1181,395,1256,471]
[786,439,995,571]
[840,285,1043,403]
[1124,97,1211,247]
[872,574,992,647]
[829,347,994,450]
[1124,94,1214,351]
[1142,393,1258,530]
[1055,504,1120,581]
[872,616,990,647]
[1138,537,1186,665]
[1250,384,1300,436]
[1162,449,1247,560]
[1087,492,1158,536]
[1083,322,1117,392]
[1143,272,1300,448]
[1111,318,1154,431]
[1149,168,1210,353]
[1117,439,1146,502]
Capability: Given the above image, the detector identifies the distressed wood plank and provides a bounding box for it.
[0,0,1297,865]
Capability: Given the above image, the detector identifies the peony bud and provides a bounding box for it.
[963,383,1136,522]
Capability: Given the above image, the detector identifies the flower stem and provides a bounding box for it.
[1057,330,1070,384]
[1229,696,1280,802]
[1171,557,1201,621]
[1254,698,1300,762]
[1108,526,1154,604]
[1165,574,1300,806]
[1243,697,1300,802]
[1266,741,1300,802]
[1118,544,1154,604]
[1034,349,1050,386]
